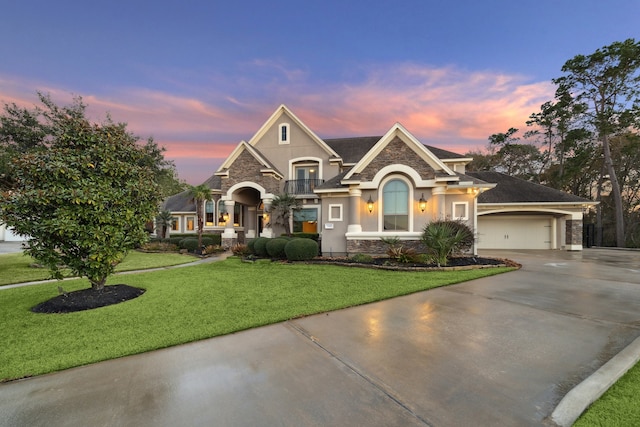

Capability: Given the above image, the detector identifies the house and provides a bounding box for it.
[163,105,595,254]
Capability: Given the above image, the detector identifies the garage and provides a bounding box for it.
[477,215,553,250]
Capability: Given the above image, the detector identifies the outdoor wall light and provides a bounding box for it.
[367,195,374,213]
[418,193,427,212]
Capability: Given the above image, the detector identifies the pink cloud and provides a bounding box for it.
[0,63,555,184]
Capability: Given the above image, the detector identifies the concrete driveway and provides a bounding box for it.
[1,249,639,426]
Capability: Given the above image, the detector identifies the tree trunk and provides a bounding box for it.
[602,134,625,247]
[91,276,106,291]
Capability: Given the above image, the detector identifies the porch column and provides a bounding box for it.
[221,200,237,246]
[347,188,362,233]
[432,187,446,219]
[246,206,256,239]
[261,198,274,237]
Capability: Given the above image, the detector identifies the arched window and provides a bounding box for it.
[383,179,409,231]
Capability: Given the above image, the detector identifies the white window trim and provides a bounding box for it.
[328,204,343,221]
[289,157,323,180]
[379,175,414,232]
[279,123,290,144]
[294,205,320,233]
[186,216,196,232]
[452,202,469,220]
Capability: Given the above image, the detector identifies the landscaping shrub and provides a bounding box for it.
[253,237,270,257]
[140,242,178,252]
[380,236,419,263]
[179,238,200,252]
[246,239,257,254]
[231,244,250,256]
[200,236,215,247]
[350,253,373,263]
[290,232,319,241]
[203,245,225,255]
[266,238,288,259]
[284,238,319,261]
[163,236,180,246]
[421,220,474,266]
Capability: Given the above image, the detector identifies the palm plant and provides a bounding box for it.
[269,193,301,236]
[188,184,212,249]
[421,220,474,267]
[155,210,174,239]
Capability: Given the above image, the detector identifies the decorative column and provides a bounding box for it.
[261,198,273,237]
[347,188,362,233]
[246,206,256,239]
[221,200,236,248]
[432,187,446,219]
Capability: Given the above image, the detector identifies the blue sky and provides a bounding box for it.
[1,1,638,184]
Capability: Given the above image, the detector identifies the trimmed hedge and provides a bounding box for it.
[155,233,221,247]
[253,237,270,257]
[179,238,200,252]
[247,239,257,254]
[284,238,319,261]
[266,238,288,259]
[290,232,319,241]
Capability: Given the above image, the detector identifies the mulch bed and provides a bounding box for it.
[31,285,145,314]
[307,256,520,270]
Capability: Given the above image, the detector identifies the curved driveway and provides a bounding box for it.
[1,249,639,426]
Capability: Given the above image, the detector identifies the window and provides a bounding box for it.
[288,163,319,193]
[279,123,290,144]
[383,179,409,231]
[329,204,343,221]
[233,203,243,226]
[452,202,468,220]
[293,208,318,233]
[171,218,179,231]
[205,200,214,226]
[186,216,195,231]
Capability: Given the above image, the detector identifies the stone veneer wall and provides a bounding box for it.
[221,150,281,194]
[565,219,583,247]
[358,137,436,181]
[346,239,423,255]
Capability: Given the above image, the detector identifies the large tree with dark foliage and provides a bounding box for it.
[554,39,640,247]
[0,94,164,290]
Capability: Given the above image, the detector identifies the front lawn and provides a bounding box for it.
[575,361,640,426]
[0,257,513,381]
[0,250,195,286]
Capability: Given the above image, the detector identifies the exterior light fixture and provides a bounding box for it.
[367,195,374,213]
[419,193,427,212]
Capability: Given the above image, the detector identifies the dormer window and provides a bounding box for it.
[279,123,290,144]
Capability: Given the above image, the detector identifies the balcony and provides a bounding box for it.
[284,179,325,195]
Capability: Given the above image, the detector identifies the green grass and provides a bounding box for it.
[574,361,640,426]
[0,250,195,286]
[0,258,513,381]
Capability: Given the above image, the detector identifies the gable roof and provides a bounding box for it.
[324,136,468,166]
[163,189,194,212]
[215,140,283,179]
[343,123,456,181]
[467,171,594,204]
[248,104,341,160]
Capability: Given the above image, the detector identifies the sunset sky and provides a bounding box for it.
[1,1,638,184]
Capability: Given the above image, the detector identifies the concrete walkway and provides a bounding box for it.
[1,249,639,426]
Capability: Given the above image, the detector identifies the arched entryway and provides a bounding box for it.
[221,182,275,246]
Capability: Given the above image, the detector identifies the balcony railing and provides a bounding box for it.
[284,179,325,195]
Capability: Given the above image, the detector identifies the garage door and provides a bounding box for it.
[477,215,552,250]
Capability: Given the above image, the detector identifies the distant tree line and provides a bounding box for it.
[466,39,640,248]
